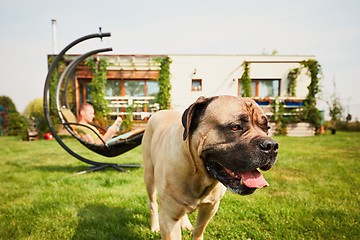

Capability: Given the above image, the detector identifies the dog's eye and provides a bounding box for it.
[230,125,242,132]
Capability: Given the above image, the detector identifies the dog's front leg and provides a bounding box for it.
[159,209,182,240]
[192,201,221,240]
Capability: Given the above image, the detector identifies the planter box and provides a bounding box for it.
[255,100,270,106]
[269,122,315,137]
[286,122,315,137]
[283,98,304,107]
[284,99,304,107]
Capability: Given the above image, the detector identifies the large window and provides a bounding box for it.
[106,80,120,96]
[251,79,280,98]
[105,79,159,97]
[125,80,145,96]
[146,81,159,97]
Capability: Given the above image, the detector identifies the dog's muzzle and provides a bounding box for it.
[203,137,278,195]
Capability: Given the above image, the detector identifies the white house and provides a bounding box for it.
[168,54,313,112]
[63,53,315,129]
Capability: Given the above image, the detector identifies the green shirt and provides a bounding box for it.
[75,124,102,143]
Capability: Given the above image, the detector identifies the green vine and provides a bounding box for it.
[240,61,252,97]
[122,105,134,132]
[48,55,66,129]
[287,67,301,97]
[85,57,109,124]
[156,57,172,110]
[271,98,287,135]
[300,59,322,128]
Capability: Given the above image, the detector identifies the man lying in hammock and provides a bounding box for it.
[76,103,122,144]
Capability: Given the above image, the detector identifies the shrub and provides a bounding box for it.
[0,96,28,138]
[23,98,49,138]
[327,120,360,132]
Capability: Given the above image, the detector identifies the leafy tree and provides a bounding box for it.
[328,94,344,122]
[327,92,344,134]
[0,95,17,113]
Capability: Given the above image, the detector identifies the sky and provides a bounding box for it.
[1,0,359,120]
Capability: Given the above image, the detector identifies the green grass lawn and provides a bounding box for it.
[0,132,359,240]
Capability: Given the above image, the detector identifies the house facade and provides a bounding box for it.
[168,54,313,112]
[59,54,315,125]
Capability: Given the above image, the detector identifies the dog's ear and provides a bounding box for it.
[182,96,216,141]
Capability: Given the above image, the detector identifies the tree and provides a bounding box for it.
[328,93,344,134]
[328,95,343,122]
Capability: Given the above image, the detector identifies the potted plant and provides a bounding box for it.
[253,96,272,106]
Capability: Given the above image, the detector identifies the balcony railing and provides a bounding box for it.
[252,97,305,117]
[105,96,160,121]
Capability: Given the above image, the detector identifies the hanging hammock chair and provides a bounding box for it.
[43,30,144,172]
[59,106,144,158]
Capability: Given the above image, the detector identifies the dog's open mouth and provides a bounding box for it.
[205,161,269,195]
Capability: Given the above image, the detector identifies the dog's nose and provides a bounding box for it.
[259,139,278,153]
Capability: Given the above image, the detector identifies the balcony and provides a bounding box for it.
[252,97,305,118]
[105,96,160,121]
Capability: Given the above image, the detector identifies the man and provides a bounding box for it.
[77,103,122,144]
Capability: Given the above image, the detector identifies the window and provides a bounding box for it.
[105,79,159,97]
[251,79,280,97]
[78,79,91,104]
[146,81,159,97]
[106,80,120,96]
[192,79,202,91]
[125,80,145,96]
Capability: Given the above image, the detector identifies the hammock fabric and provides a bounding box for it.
[60,107,144,158]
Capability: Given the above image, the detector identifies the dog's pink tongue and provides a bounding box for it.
[240,170,269,188]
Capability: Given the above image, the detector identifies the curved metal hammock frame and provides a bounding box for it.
[43,31,143,172]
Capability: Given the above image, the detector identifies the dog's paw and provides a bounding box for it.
[181,215,193,231]
[150,224,160,232]
[181,223,193,231]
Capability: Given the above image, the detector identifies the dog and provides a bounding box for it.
[142,96,278,239]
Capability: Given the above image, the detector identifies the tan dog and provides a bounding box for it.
[142,96,278,239]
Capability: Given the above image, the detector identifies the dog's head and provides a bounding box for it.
[182,96,278,195]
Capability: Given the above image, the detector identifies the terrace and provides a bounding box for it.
[105,96,159,121]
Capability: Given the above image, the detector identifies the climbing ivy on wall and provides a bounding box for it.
[85,57,109,123]
[300,59,322,128]
[48,55,66,129]
[156,57,172,110]
[286,67,301,97]
[239,61,252,97]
